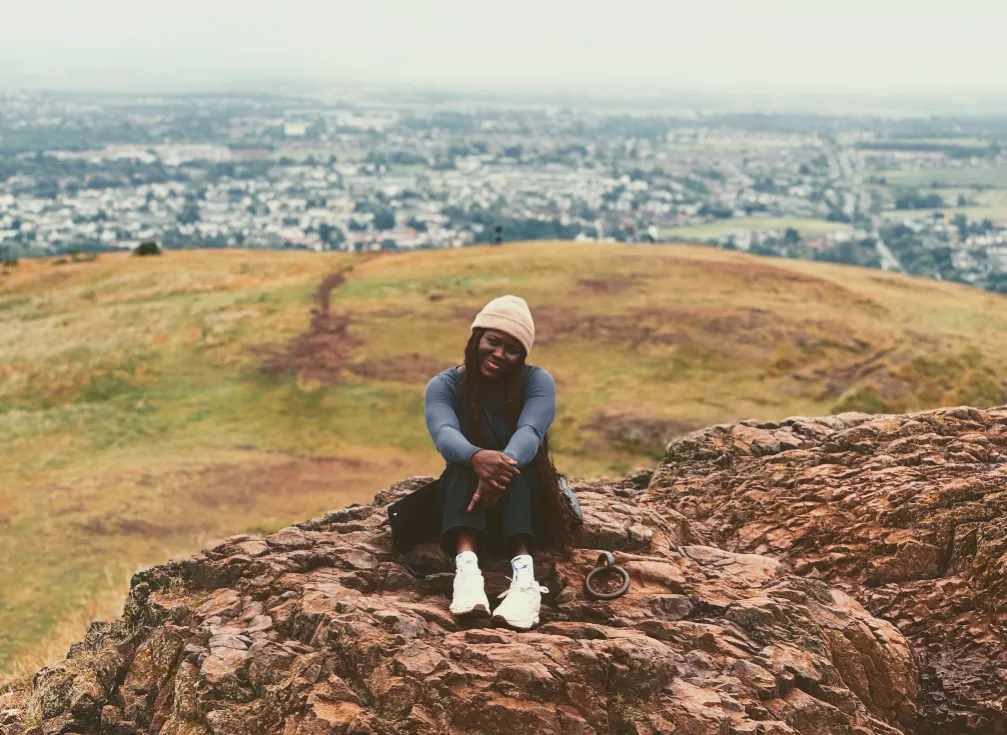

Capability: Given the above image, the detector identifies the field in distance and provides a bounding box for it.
[878,167,1007,189]
[659,217,850,241]
[2,241,1007,683]
[880,188,1007,223]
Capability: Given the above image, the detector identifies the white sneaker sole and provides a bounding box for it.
[492,613,538,631]
[451,602,490,618]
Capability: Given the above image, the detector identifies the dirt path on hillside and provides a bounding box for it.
[254,261,371,384]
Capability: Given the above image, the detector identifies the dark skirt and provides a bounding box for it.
[439,462,536,558]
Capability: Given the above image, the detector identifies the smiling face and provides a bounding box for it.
[477,328,524,380]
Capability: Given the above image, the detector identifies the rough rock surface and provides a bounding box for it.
[1,474,916,735]
[644,405,1007,734]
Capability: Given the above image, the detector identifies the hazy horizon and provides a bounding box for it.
[3,0,1007,106]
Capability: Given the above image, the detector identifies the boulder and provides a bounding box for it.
[645,405,1007,733]
[0,474,916,735]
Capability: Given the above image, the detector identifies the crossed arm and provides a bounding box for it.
[424,369,556,510]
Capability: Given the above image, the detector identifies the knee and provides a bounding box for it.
[445,464,478,490]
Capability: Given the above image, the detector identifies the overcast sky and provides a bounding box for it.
[2,0,1006,97]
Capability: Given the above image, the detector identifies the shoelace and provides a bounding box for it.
[497,576,549,599]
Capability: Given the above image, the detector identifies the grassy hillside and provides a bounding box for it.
[3,242,1007,683]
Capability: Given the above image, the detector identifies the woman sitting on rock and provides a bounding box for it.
[424,295,574,630]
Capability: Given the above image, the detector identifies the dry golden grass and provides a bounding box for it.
[0,571,128,693]
[2,241,1007,682]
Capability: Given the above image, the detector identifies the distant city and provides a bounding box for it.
[2,90,1007,292]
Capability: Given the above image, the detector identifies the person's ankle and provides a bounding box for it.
[511,554,534,584]
[456,550,479,572]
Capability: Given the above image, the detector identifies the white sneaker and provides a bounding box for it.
[492,578,549,630]
[450,564,490,617]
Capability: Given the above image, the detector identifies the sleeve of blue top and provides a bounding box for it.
[502,368,557,468]
[424,373,481,465]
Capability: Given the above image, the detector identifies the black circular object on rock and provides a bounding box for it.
[583,551,631,600]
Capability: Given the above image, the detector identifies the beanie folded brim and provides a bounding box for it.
[470,296,535,356]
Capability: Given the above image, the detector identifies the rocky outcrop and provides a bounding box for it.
[644,405,1007,733]
[0,474,916,735]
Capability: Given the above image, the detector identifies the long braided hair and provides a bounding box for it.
[462,328,575,552]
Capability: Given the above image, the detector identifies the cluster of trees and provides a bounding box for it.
[350,201,397,231]
[698,203,733,219]
[441,204,588,244]
[1,155,166,185]
[1,156,294,202]
[364,151,429,167]
[0,121,153,156]
[881,224,958,281]
[987,272,1007,294]
[178,199,201,224]
[133,241,161,256]
[813,239,881,268]
[879,219,1007,293]
[160,228,229,249]
[726,229,880,271]
[856,140,1001,159]
[3,151,326,205]
[471,216,588,244]
[315,223,345,248]
[950,213,998,237]
[894,190,945,210]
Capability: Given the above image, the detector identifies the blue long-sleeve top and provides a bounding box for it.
[424,365,556,468]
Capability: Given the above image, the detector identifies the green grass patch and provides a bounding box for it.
[831,384,887,414]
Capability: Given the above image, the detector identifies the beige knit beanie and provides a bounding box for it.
[470,295,535,356]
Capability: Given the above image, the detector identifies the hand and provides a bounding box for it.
[467,477,505,513]
[471,450,519,485]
